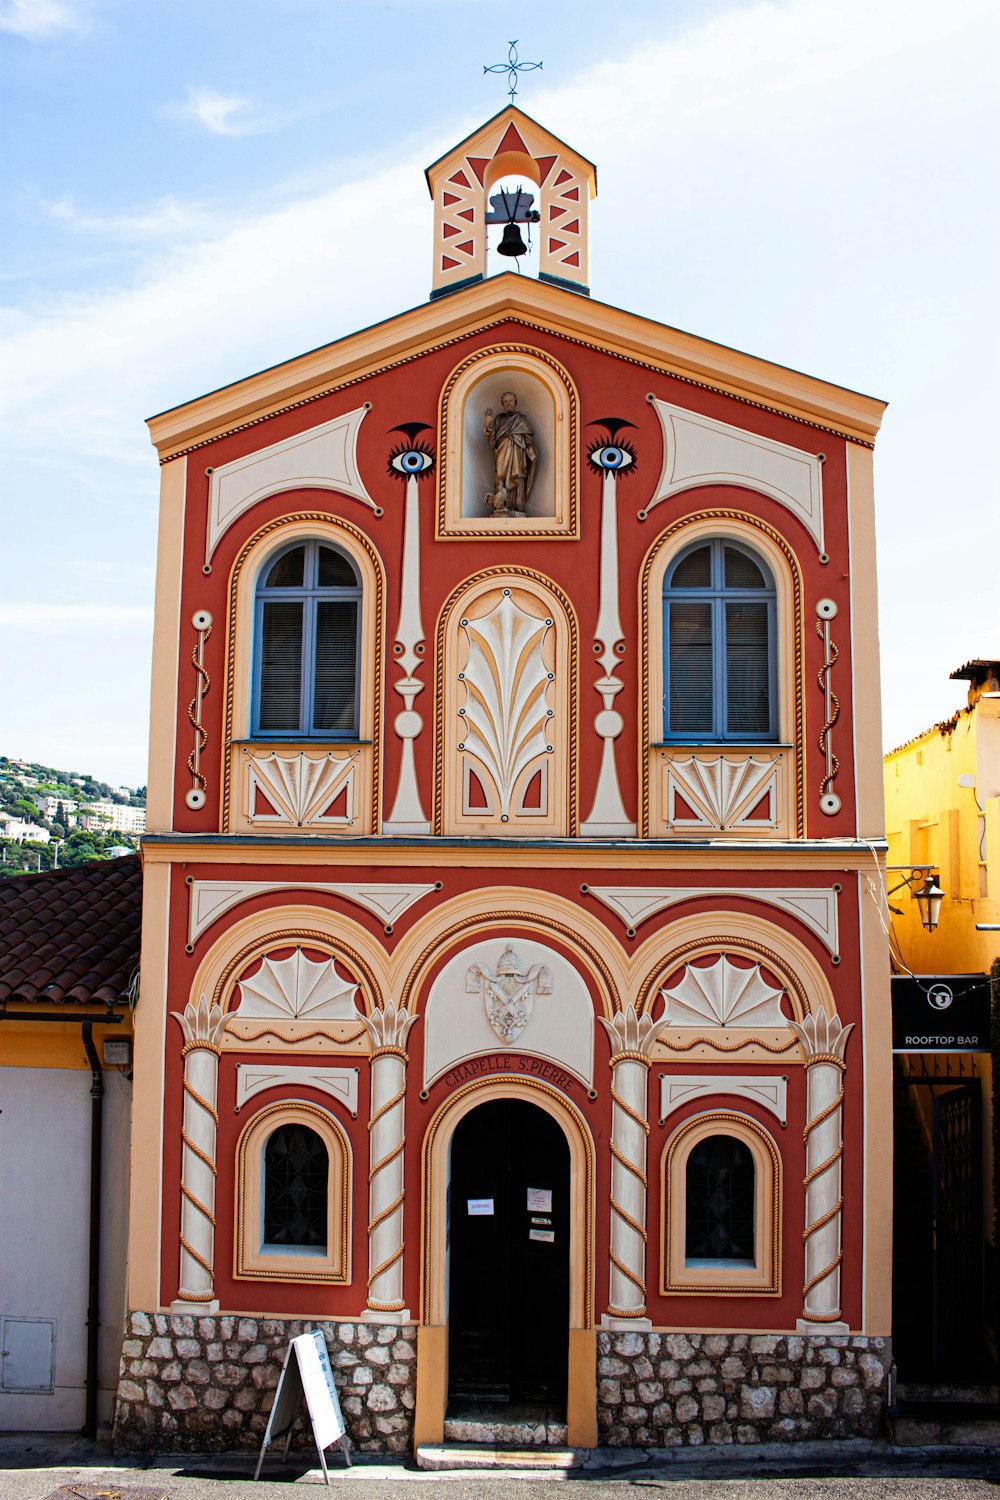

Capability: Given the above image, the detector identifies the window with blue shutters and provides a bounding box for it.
[662,539,776,741]
[252,540,361,738]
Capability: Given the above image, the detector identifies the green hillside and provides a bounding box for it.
[0,755,145,877]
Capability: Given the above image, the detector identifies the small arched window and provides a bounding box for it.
[262,1122,328,1253]
[663,540,776,741]
[661,1111,780,1294]
[253,540,361,738]
[685,1134,755,1265]
[235,1101,351,1283]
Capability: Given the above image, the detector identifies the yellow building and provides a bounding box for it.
[883,658,998,1383]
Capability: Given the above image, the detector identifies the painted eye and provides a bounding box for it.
[589,442,635,472]
[389,446,434,477]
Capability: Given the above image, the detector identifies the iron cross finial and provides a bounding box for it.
[483,40,542,105]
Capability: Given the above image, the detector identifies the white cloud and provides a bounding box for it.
[46,194,215,240]
[0,0,996,772]
[0,0,78,38]
[166,86,275,138]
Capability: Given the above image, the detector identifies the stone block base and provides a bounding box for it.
[597,1331,891,1446]
[113,1311,416,1455]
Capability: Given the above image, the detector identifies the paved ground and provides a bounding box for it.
[0,1434,997,1500]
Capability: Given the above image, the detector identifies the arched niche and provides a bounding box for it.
[437,345,578,538]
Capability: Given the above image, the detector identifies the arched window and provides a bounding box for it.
[253,540,361,738]
[263,1122,328,1253]
[662,540,776,741]
[235,1101,351,1283]
[685,1134,755,1265]
[661,1111,780,1294]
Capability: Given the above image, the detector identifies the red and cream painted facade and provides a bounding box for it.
[119,109,892,1454]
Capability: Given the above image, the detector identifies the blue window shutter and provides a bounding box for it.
[258,601,303,732]
[253,539,361,738]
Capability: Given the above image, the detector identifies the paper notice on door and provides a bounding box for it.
[529,1228,555,1243]
[467,1198,494,1216]
[526,1187,552,1212]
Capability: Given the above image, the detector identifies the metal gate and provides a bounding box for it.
[932,1080,982,1366]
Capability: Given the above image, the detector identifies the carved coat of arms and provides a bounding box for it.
[466,943,553,1044]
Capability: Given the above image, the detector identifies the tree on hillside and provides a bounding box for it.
[60,829,112,866]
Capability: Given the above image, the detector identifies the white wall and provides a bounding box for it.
[0,1065,131,1430]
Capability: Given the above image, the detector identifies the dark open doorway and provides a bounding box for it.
[893,1063,991,1379]
[447,1097,570,1415]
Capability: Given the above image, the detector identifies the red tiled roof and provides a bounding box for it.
[0,855,141,1007]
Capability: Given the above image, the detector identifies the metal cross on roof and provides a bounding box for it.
[483,40,542,105]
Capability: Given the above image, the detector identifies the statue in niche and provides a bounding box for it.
[483,391,538,516]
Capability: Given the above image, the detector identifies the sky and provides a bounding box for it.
[0,0,997,787]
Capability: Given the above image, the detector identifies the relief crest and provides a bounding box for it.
[465,942,553,1044]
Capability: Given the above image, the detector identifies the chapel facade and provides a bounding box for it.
[116,107,893,1455]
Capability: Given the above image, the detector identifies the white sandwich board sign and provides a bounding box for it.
[253,1328,351,1483]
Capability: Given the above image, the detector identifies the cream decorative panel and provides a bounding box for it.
[231,745,372,835]
[231,949,359,1022]
[660,954,787,1029]
[459,592,551,817]
[188,879,437,945]
[235,1064,359,1115]
[441,579,571,835]
[650,748,792,837]
[585,885,839,954]
[423,937,594,1089]
[205,405,376,564]
[659,1074,787,1127]
[646,399,825,554]
[539,163,590,289]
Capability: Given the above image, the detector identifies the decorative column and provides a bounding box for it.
[790,1010,853,1332]
[171,995,226,1311]
[581,437,636,836]
[358,1000,418,1322]
[383,434,432,835]
[599,1004,669,1326]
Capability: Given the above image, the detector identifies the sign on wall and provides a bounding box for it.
[253,1329,350,1484]
[890,974,991,1053]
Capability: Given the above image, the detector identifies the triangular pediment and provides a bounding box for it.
[147,274,885,461]
[424,106,597,197]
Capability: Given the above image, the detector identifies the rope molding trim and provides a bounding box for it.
[157,313,873,466]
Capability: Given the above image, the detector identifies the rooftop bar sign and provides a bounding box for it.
[891,974,991,1053]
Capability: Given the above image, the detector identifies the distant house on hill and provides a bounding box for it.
[0,856,141,1435]
[77,803,146,836]
[0,815,50,845]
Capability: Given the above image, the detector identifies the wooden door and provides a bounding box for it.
[447,1098,570,1408]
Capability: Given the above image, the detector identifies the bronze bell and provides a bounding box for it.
[497,221,527,258]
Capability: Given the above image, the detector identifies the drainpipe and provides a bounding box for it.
[81,1021,103,1440]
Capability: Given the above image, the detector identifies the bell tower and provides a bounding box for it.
[425,106,597,300]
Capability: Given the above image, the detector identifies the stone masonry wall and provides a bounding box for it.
[113,1313,416,1455]
[597,1332,892,1446]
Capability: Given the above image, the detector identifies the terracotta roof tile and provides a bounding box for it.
[0,856,141,1007]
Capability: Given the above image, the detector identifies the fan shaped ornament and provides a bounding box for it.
[660,954,788,1029]
[233,948,359,1021]
[466,943,553,1043]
